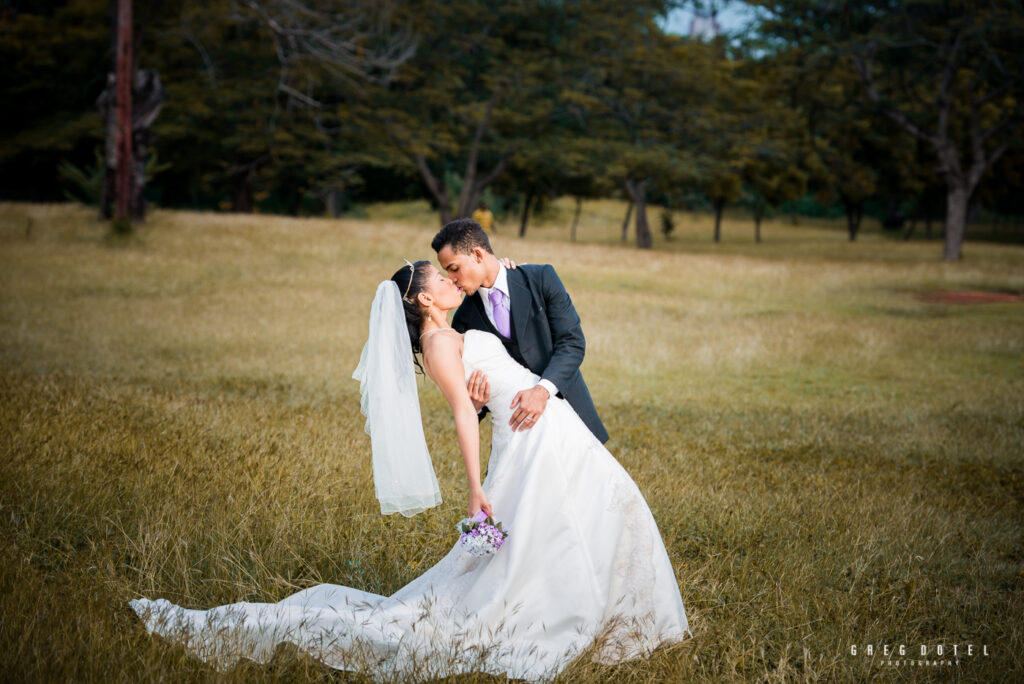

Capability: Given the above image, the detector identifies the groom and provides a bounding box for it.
[431,218,609,444]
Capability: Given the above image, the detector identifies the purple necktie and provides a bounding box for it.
[488,289,511,338]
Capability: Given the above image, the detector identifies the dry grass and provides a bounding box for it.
[1,200,1022,682]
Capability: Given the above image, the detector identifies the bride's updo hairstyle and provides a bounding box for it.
[391,259,432,356]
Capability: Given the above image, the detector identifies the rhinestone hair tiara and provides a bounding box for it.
[401,258,415,303]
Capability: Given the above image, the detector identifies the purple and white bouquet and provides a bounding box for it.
[457,510,509,557]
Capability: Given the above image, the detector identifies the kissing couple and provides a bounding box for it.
[130,218,690,681]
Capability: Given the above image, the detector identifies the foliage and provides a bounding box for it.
[1,0,1022,255]
[751,0,1024,258]
[0,0,109,202]
[57,147,105,206]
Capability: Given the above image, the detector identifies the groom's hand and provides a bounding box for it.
[509,385,549,431]
[468,370,491,412]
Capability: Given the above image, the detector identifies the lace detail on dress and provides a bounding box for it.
[592,469,661,664]
[606,476,656,611]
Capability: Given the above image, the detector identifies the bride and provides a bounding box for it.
[130,260,690,681]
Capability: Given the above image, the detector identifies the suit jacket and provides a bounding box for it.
[452,263,610,444]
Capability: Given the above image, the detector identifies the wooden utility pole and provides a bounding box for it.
[114,0,133,226]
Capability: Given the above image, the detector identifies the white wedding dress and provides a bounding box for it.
[130,329,690,681]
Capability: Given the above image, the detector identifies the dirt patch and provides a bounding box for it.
[918,290,1024,304]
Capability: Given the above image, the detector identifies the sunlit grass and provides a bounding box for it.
[366,196,1024,265]
[1,201,1022,681]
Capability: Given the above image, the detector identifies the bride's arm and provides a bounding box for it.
[423,335,493,517]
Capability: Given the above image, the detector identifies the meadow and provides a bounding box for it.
[1,200,1022,682]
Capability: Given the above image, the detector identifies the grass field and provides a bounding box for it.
[1,200,1022,682]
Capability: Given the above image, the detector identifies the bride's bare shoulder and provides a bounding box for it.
[421,330,464,378]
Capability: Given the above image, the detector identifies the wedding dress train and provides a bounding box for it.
[130,329,690,681]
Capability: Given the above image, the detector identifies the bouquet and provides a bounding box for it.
[456,510,509,557]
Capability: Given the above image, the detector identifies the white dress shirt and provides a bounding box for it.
[478,264,558,398]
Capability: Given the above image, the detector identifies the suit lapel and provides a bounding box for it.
[506,267,530,343]
[467,292,489,330]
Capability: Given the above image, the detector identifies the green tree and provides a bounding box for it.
[0,0,109,202]
[689,46,760,243]
[164,1,412,213]
[754,0,1024,260]
[731,51,809,242]
[563,6,692,248]
[359,0,582,226]
[744,156,806,243]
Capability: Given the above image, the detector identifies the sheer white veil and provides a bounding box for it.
[351,280,442,516]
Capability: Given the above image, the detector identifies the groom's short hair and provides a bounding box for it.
[431,218,494,256]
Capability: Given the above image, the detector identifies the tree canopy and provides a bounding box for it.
[2,0,1022,258]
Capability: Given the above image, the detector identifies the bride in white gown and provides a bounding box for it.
[130,261,690,681]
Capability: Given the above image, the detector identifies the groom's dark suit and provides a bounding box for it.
[452,263,610,444]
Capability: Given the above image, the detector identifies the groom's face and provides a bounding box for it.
[437,245,487,295]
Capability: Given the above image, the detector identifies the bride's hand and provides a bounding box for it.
[468,487,493,518]
[467,370,490,412]
[498,257,527,270]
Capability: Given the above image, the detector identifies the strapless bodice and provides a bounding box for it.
[461,329,542,436]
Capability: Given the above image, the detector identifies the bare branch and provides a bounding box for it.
[458,93,499,213]
[176,29,217,88]
[414,152,448,211]
[934,27,966,141]
[851,49,936,145]
[473,154,510,194]
[969,96,1023,189]
[623,178,636,202]
[278,83,323,108]
[973,75,1024,108]
[986,138,1012,172]
[936,29,963,106]
[240,0,418,88]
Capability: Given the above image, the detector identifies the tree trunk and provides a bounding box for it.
[754,201,764,243]
[98,68,164,222]
[944,184,969,260]
[626,179,652,249]
[570,196,582,242]
[225,153,269,213]
[713,199,725,242]
[519,191,534,238]
[902,215,917,240]
[98,72,116,220]
[114,0,133,227]
[130,135,146,221]
[456,157,507,219]
[844,199,863,241]
[325,188,344,217]
[967,200,981,225]
[230,173,254,213]
[413,153,452,225]
[415,152,506,225]
[620,201,633,243]
[129,69,164,222]
[456,93,496,217]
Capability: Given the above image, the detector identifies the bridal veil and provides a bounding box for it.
[351,280,442,516]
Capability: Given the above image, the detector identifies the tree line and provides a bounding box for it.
[1,0,1022,260]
